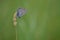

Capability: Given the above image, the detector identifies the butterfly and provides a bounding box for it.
[13,8,26,26]
[17,8,26,18]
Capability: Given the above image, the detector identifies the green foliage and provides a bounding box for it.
[0,0,60,40]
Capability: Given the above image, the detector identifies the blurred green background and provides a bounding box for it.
[0,0,60,40]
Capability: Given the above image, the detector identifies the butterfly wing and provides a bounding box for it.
[17,8,26,18]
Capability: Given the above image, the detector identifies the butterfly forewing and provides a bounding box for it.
[17,8,26,18]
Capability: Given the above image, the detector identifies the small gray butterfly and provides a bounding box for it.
[17,8,26,18]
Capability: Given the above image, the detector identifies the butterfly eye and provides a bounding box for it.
[17,8,26,18]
